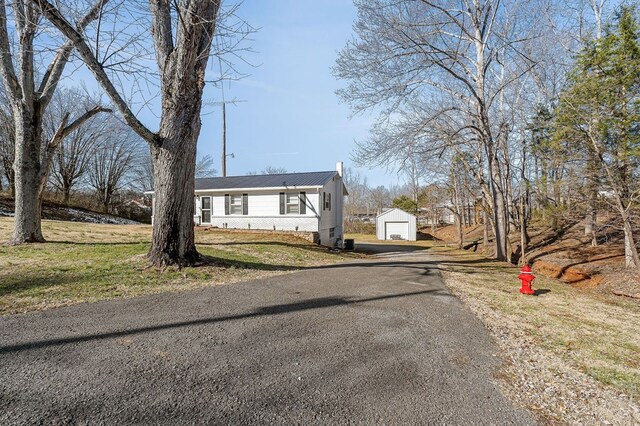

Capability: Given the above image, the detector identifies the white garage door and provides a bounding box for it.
[385,222,409,240]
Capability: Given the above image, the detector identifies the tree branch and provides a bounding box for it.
[149,0,174,76]
[32,0,161,147]
[48,106,112,151]
[0,1,21,105]
[16,2,38,106]
[37,0,109,107]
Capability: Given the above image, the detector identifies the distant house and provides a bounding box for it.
[376,208,417,241]
[149,162,348,247]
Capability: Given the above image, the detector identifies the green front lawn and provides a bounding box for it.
[0,218,359,315]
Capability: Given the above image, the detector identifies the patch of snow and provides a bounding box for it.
[0,206,15,217]
[54,207,140,225]
[0,203,139,224]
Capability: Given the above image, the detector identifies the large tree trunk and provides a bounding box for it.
[451,170,464,250]
[487,145,508,261]
[474,33,507,262]
[539,157,548,221]
[482,207,489,253]
[149,142,198,266]
[11,110,45,244]
[584,156,598,246]
[147,83,202,266]
[584,131,600,247]
[33,0,220,266]
[519,195,529,265]
[101,190,110,213]
[519,138,530,264]
[622,216,640,271]
[454,211,463,249]
[62,184,71,205]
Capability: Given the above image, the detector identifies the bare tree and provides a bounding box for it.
[334,0,541,261]
[343,167,370,220]
[34,0,250,266]
[369,185,392,215]
[262,166,288,175]
[133,148,154,193]
[420,183,449,234]
[0,90,14,195]
[195,154,217,178]
[0,130,13,195]
[0,1,109,243]
[46,87,109,204]
[88,120,143,213]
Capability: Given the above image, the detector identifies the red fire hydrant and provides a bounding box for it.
[518,265,535,295]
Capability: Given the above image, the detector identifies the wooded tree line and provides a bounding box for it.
[343,168,413,218]
[0,84,216,214]
[0,85,151,211]
[0,0,245,266]
[336,0,640,271]
[343,166,477,235]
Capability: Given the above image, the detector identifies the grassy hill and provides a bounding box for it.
[429,218,640,300]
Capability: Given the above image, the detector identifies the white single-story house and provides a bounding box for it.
[376,208,417,241]
[148,162,348,247]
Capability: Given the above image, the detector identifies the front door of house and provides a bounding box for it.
[201,196,212,224]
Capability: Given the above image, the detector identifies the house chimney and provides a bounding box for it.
[336,161,344,177]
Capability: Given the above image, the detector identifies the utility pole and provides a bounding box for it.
[222,102,227,177]
[212,98,244,177]
[215,58,245,177]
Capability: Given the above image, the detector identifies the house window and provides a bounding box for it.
[323,192,332,211]
[329,227,335,238]
[286,193,299,214]
[225,194,248,215]
[201,196,211,223]
[280,192,307,215]
[230,194,243,215]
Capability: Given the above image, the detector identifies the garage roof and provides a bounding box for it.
[376,208,416,219]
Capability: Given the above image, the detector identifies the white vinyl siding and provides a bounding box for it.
[189,178,345,248]
[221,192,316,216]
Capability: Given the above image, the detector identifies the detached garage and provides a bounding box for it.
[376,208,417,241]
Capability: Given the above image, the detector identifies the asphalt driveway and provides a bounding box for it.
[0,243,535,425]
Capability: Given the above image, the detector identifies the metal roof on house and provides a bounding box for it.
[194,171,338,191]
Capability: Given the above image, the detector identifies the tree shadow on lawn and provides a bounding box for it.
[197,240,333,255]
[44,241,150,246]
[198,254,302,272]
[0,271,95,297]
[206,253,507,278]
[0,288,448,354]
[354,243,430,255]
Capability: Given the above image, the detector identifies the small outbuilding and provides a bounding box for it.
[376,208,417,241]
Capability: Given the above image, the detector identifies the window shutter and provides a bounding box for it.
[279,192,285,215]
[224,194,230,215]
[242,194,248,215]
[299,192,306,214]
[322,192,326,211]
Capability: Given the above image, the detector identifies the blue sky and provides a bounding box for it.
[195,0,395,186]
[62,1,400,187]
